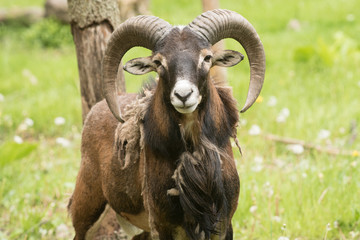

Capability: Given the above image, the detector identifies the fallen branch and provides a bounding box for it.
[0,7,44,25]
[0,0,151,26]
[0,0,69,25]
[264,134,359,156]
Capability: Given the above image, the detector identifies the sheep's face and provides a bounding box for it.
[124,27,243,114]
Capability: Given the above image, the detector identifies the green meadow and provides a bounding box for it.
[0,0,359,239]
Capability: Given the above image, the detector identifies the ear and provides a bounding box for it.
[212,50,244,67]
[123,56,156,75]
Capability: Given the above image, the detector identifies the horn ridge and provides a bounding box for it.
[189,9,266,113]
[102,15,172,122]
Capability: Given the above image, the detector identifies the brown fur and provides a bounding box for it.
[68,84,240,240]
[69,27,241,240]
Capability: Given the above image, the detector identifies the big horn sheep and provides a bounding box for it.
[68,9,265,240]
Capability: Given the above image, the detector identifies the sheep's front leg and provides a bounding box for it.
[150,225,174,240]
[68,159,107,240]
[146,213,176,240]
[143,191,174,240]
[132,232,151,240]
[224,224,233,240]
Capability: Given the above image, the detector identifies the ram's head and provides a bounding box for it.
[102,9,265,121]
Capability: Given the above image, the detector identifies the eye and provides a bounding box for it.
[153,60,162,67]
[204,55,212,63]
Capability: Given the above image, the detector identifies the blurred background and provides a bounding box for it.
[0,0,359,239]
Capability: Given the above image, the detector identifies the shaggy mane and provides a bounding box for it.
[114,83,240,240]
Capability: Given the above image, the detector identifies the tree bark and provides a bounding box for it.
[202,0,227,83]
[118,0,150,21]
[45,0,69,23]
[71,22,126,121]
[68,0,125,121]
[68,0,126,239]
[202,0,219,11]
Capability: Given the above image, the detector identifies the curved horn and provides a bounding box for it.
[188,9,265,113]
[102,16,172,122]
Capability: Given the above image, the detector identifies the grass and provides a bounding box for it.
[0,0,359,239]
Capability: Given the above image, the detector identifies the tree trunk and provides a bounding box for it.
[118,0,150,21]
[45,0,69,23]
[71,22,126,121]
[202,0,227,83]
[68,0,125,120]
[68,0,125,239]
[202,0,219,10]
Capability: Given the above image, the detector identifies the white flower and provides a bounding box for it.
[280,108,290,117]
[18,118,35,132]
[251,156,263,172]
[286,144,304,155]
[14,135,23,144]
[64,182,75,188]
[248,124,261,135]
[267,96,277,107]
[263,181,274,197]
[326,223,331,231]
[349,231,359,238]
[274,158,286,168]
[56,137,71,148]
[56,224,70,239]
[254,156,263,164]
[272,216,281,222]
[346,14,355,22]
[318,129,331,140]
[339,127,346,134]
[298,159,310,170]
[287,19,301,31]
[22,69,38,85]
[17,124,27,132]
[278,237,289,240]
[276,108,290,123]
[239,118,247,126]
[24,118,34,127]
[343,175,351,184]
[54,117,66,125]
[251,164,263,172]
[3,115,12,125]
[276,115,287,123]
[318,172,324,180]
[39,227,47,236]
[249,205,258,213]
[0,93,4,102]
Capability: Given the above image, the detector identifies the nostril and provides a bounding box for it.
[174,92,186,103]
[174,89,193,103]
